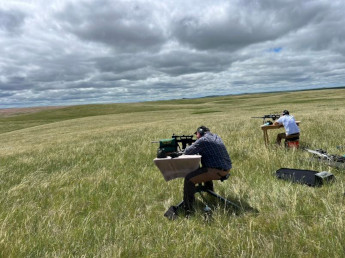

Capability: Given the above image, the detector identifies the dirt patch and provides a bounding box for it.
[0,106,67,117]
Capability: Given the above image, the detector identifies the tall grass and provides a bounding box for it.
[0,88,345,257]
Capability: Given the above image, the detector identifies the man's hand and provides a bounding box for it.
[170,151,183,158]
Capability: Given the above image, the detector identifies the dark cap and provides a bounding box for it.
[282,110,289,115]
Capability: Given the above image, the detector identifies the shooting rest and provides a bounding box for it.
[260,121,300,146]
[164,175,241,220]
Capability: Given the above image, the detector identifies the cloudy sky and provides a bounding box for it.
[1,0,345,108]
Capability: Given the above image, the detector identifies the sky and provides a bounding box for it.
[1,0,345,108]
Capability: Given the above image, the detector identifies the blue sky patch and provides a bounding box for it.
[269,47,283,53]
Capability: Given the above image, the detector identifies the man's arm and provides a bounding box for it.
[273,116,283,126]
[184,139,203,155]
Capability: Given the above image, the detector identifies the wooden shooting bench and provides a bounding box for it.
[261,121,300,146]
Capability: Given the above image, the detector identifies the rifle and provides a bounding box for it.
[172,134,195,150]
[304,148,345,169]
[152,134,196,158]
[251,114,280,124]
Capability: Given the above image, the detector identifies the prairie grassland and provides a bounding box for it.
[0,88,345,257]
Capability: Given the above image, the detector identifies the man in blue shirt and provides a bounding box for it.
[183,126,232,211]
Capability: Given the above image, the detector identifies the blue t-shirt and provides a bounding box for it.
[184,132,232,170]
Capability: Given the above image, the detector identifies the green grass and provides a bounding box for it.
[1,88,345,257]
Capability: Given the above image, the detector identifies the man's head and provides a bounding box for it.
[195,125,210,139]
[282,110,289,116]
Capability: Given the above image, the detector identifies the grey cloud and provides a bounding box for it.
[94,56,146,73]
[0,78,34,91]
[171,0,329,51]
[103,69,158,81]
[58,0,167,52]
[147,82,189,91]
[149,50,234,76]
[93,50,233,80]
[93,66,161,82]
[0,9,26,34]
[0,91,14,98]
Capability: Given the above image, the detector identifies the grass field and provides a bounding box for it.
[0,88,344,257]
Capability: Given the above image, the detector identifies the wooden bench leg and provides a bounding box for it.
[263,130,269,146]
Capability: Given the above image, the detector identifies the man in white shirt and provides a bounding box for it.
[273,110,300,145]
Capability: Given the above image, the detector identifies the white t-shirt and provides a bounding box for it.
[276,115,300,135]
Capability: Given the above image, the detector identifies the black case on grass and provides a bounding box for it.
[276,168,335,187]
